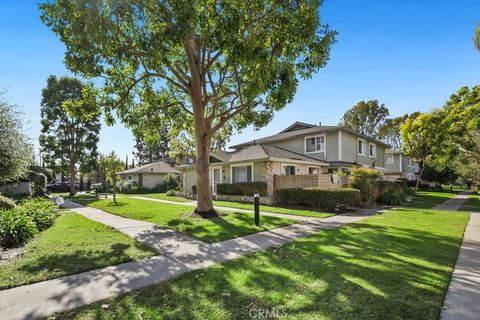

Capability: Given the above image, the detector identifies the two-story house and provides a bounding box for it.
[384,149,419,181]
[177,121,389,199]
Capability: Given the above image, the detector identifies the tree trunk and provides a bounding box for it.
[112,172,117,204]
[195,134,215,216]
[184,36,216,217]
[69,158,76,195]
[414,166,425,195]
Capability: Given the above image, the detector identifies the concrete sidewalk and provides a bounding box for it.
[433,191,472,211]
[440,192,480,319]
[0,201,384,320]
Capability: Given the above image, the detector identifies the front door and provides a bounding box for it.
[211,167,222,195]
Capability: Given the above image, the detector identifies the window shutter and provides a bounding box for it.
[247,166,252,182]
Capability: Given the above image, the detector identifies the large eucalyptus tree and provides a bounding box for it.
[40,0,336,215]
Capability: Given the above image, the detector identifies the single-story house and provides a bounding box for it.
[117,160,180,189]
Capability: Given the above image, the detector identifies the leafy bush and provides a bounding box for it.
[0,195,17,210]
[373,180,403,201]
[117,181,149,194]
[166,189,177,196]
[20,198,59,231]
[151,174,181,193]
[276,188,360,210]
[217,182,268,196]
[395,177,408,189]
[379,192,405,206]
[350,167,380,206]
[0,209,38,248]
[191,185,197,194]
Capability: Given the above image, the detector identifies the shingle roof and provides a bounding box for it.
[117,161,180,175]
[211,150,233,162]
[228,145,328,164]
[230,123,390,149]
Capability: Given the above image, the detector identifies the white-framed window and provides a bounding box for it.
[358,139,366,156]
[305,135,326,154]
[369,143,377,158]
[386,155,394,164]
[308,166,320,175]
[128,175,133,181]
[281,164,296,175]
[407,157,412,166]
[231,164,253,183]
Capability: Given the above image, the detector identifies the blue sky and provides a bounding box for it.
[1,1,479,160]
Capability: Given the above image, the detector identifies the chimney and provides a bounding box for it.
[318,122,322,127]
[253,139,256,146]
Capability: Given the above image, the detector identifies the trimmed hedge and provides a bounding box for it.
[276,188,360,210]
[216,182,268,196]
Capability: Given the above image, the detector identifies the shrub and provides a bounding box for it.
[117,181,149,194]
[276,188,360,210]
[20,198,59,231]
[191,185,197,194]
[217,182,268,196]
[0,195,17,210]
[395,177,408,189]
[166,189,177,196]
[379,192,405,206]
[0,209,38,248]
[350,167,380,206]
[373,180,403,201]
[151,174,181,193]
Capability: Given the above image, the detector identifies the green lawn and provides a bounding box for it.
[213,200,335,218]
[73,198,296,243]
[459,192,480,212]
[404,191,458,209]
[0,211,155,290]
[127,193,193,203]
[54,208,469,320]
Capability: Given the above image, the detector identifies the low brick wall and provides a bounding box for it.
[274,174,349,192]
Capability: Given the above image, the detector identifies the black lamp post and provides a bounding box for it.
[253,191,260,226]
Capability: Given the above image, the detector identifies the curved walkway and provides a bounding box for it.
[0,201,385,320]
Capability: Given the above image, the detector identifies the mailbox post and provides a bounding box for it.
[253,191,260,226]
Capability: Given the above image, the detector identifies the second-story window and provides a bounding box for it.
[358,139,366,156]
[369,143,377,158]
[305,135,325,153]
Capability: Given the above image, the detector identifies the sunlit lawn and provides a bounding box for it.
[125,193,192,203]
[73,198,296,243]
[404,191,458,209]
[459,192,480,212]
[0,211,155,290]
[54,208,469,320]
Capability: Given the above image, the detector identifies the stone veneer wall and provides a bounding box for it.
[215,194,274,205]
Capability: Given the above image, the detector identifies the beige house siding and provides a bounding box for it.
[325,131,338,161]
[122,173,167,189]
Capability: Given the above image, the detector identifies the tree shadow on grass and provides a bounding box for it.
[48,211,467,320]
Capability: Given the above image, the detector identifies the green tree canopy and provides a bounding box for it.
[340,100,389,138]
[400,111,449,193]
[0,92,34,183]
[474,24,480,51]
[39,75,101,194]
[379,112,420,150]
[40,0,337,214]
